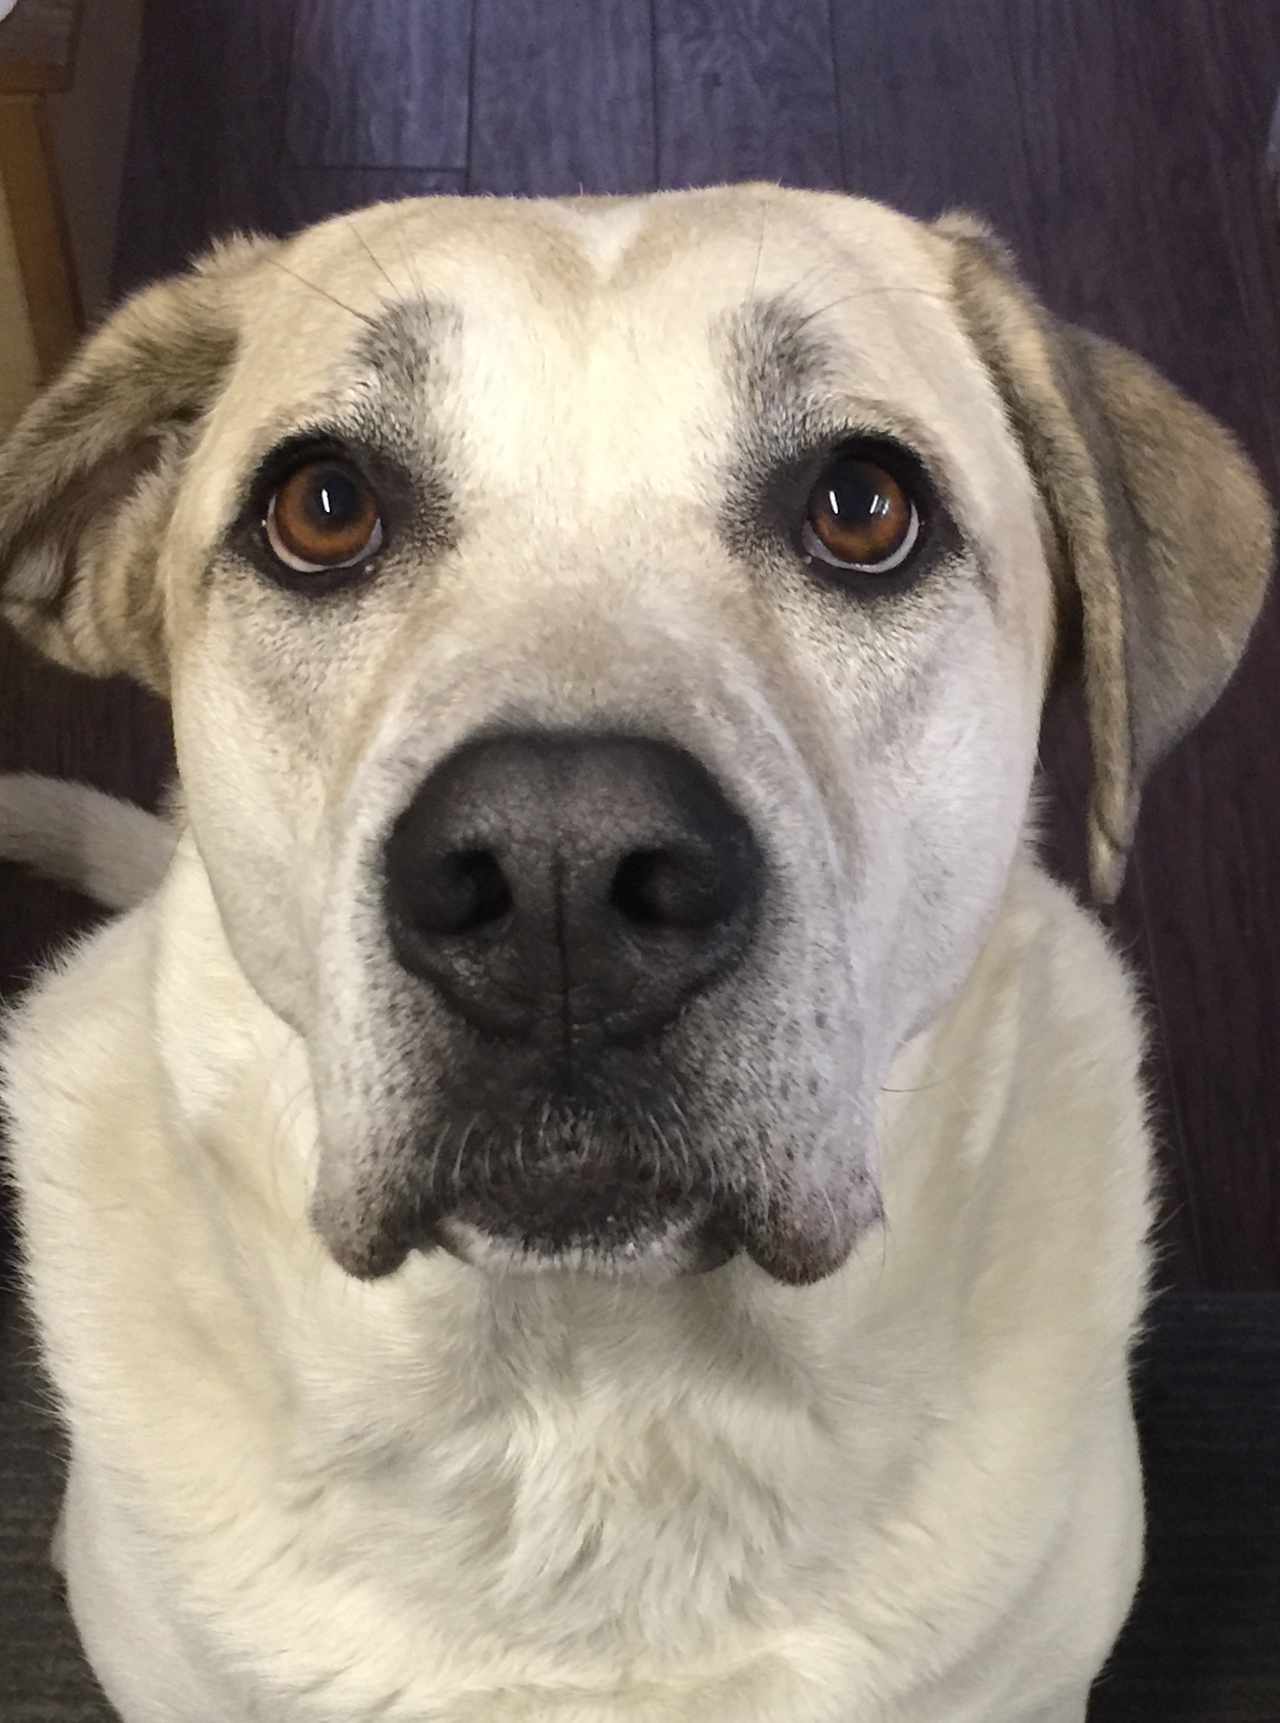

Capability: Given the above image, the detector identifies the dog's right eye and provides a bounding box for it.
[265,460,384,574]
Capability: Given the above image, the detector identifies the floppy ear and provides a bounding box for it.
[936,212,1275,902]
[0,235,269,693]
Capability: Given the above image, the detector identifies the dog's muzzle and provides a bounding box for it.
[378,731,764,1270]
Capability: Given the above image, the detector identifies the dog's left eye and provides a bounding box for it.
[802,451,921,575]
[265,460,384,574]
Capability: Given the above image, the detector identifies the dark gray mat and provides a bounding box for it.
[0,1300,107,1720]
[1091,1295,1280,1721]
[3,1292,1278,1720]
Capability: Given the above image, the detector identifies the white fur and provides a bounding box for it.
[5,838,1151,1722]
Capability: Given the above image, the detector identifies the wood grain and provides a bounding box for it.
[0,95,79,372]
[276,166,465,233]
[111,6,465,291]
[0,0,81,93]
[833,0,1042,223]
[112,0,300,293]
[286,0,471,169]
[0,138,41,431]
[653,0,842,190]
[468,0,654,195]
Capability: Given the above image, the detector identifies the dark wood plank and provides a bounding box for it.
[274,167,465,234]
[1001,1,1280,1291]
[286,0,471,169]
[832,0,1043,227]
[112,0,300,293]
[653,0,842,190]
[0,634,172,829]
[114,2,463,293]
[468,0,654,196]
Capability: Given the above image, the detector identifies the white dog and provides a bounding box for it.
[0,185,1271,1722]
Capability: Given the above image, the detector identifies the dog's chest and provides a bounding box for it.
[265,1282,867,1700]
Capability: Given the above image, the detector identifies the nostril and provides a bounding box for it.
[411,848,513,936]
[610,846,736,932]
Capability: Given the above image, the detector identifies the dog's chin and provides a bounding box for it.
[436,1207,731,1281]
[315,1173,878,1289]
[318,1181,739,1285]
[434,1211,871,1286]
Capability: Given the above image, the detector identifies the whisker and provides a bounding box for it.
[789,284,954,336]
[345,214,399,296]
[482,1128,495,1200]
[450,1113,479,1199]
[747,198,769,303]
[877,1204,890,1280]
[394,219,431,306]
[769,255,843,310]
[263,255,376,327]
[421,1119,453,1199]
[880,1074,955,1094]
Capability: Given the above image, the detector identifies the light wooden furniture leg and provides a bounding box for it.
[0,92,78,389]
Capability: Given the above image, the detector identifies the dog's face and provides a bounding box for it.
[0,186,1271,1285]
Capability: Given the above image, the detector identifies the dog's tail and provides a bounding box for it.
[0,774,176,911]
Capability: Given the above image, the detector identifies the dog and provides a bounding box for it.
[0,184,1271,1722]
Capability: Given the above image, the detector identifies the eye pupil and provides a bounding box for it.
[311,469,359,525]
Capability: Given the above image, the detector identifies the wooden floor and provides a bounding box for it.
[1,0,1278,1291]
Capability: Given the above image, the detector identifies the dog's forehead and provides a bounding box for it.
[223,189,980,453]
[279,184,945,319]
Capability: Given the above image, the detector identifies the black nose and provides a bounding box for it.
[383,732,762,1047]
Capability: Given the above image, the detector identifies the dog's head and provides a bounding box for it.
[0,187,1270,1284]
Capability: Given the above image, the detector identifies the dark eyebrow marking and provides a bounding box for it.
[721,287,960,411]
[354,296,463,396]
[719,295,843,428]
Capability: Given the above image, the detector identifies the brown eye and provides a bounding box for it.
[803,453,920,574]
[265,459,383,574]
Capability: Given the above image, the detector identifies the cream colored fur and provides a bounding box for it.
[1,184,1271,1721]
[9,844,1149,1723]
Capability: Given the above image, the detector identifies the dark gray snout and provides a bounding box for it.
[383,732,762,1050]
